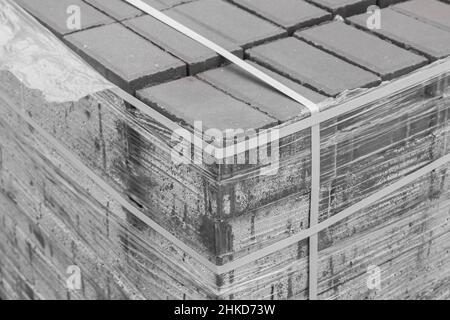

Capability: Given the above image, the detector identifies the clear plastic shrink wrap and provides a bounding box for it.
[1,0,450,300]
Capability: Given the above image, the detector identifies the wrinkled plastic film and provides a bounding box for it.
[0,0,112,102]
[3,59,450,299]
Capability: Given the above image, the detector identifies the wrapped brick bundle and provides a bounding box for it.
[1,0,450,300]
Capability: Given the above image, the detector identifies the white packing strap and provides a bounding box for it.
[123,0,322,300]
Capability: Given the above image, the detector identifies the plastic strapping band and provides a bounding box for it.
[123,0,322,299]
[124,0,320,114]
[310,125,320,300]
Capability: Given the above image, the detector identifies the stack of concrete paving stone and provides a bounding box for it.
[1,0,450,299]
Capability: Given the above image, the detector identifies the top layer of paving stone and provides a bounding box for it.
[15,0,450,131]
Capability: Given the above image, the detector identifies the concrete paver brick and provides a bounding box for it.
[86,0,196,20]
[247,37,380,97]
[123,15,243,75]
[228,0,331,32]
[349,8,450,60]
[165,0,287,49]
[309,0,376,17]
[64,23,186,92]
[377,0,407,7]
[84,0,143,21]
[137,77,277,131]
[296,21,428,80]
[130,0,194,11]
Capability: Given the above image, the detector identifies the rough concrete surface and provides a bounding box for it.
[392,0,450,32]
[296,21,428,80]
[123,15,243,75]
[309,0,376,16]
[228,0,332,32]
[85,0,143,21]
[377,0,409,7]
[64,23,187,92]
[137,76,277,131]
[247,37,381,96]
[165,0,287,49]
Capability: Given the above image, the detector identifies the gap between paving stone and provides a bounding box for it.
[392,0,450,32]
[163,0,288,50]
[83,0,201,21]
[295,20,429,81]
[137,76,278,132]
[246,37,381,97]
[64,23,187,93]
[348,8,450,61]
[225,0,332,34]
[194,75,280,122]
[345,15,433,63]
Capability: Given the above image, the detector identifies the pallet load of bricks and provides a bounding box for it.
[1,0,450,300]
